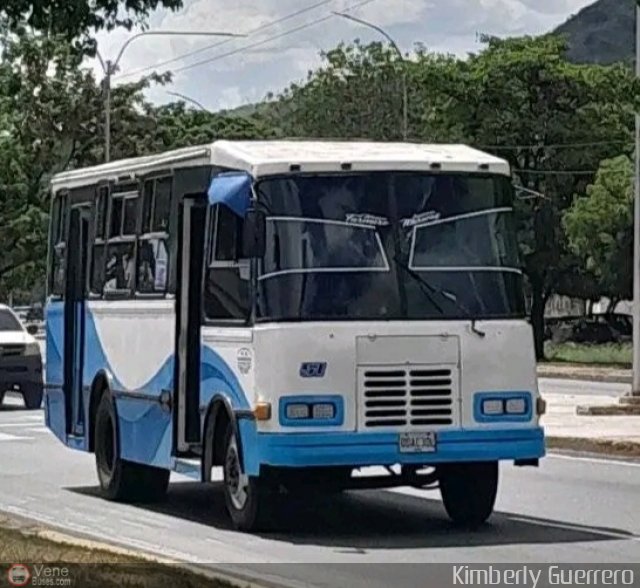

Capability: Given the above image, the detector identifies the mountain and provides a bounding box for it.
[554,0,634,65]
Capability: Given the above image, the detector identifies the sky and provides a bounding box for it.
[93,0,597,112]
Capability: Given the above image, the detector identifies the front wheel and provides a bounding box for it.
[95,392,169,503]
[223,425,272,532]
[438,461,498,528]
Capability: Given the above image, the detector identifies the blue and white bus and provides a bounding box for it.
[45,140,545,531]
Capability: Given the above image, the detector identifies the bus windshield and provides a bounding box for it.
[255,172,525,322]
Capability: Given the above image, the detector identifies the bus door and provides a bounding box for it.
[173,195,207,454]
[63,204,91,437]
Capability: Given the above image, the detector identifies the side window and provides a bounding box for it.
[103,190,139,296]
[91,186,109,295]
[203,205,249,321]
[137,177,171,295]
[50,191,68,297]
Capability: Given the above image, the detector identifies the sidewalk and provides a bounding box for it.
[542,392,640,457]
[537,363,631,384]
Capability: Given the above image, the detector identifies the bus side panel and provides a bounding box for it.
[44,300,67,444]
[84,300,175,469]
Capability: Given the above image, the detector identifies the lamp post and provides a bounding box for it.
[332,11,408,141]
[633,1,640,396]
[96,30,244,162]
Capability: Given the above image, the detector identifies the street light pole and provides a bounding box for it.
[332,11,408,141]
[633,1,640,395]
[166,91,210,112]
[96,30,244,163]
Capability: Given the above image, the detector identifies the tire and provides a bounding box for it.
[222,424,272,532]
[438,461,498,528]
[23,387,43,410]
[95,392,169,503]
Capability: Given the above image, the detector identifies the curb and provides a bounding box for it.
[547,436,640,458]
[0,511,277,588]
[537,370,632,385]
[576,404,640,416]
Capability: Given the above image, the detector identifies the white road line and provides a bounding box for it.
[0,432,34,441]
[507,515,640,542]
[0,422,44,428]
[548,453,640,468]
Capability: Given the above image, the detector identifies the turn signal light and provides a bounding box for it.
[536,397,547,416]
[253,402,272,421]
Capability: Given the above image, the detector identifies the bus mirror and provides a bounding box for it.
[242,208,266,259]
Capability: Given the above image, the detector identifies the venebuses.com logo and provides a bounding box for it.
[7,564,31,587]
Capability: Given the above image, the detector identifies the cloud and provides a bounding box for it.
[92,0,595,111]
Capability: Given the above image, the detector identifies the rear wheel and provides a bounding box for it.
[95,392,169,503]
[438,461,498,528]
[23,386,43,410]
[223,424,272,532]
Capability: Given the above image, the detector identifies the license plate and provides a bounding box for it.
[399,432,437,453]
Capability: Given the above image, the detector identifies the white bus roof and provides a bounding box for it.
[50,140,510,191]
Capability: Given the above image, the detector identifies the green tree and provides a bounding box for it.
[454,36,638,357]
[564,155,634,310]
[276,41,458,141]
[149,102,276,151]
[1,0,182,52]
[0,30,160,292]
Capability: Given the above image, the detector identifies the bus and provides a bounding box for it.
[45,140,545,532]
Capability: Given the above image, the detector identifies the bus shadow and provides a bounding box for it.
[68,481,634,550]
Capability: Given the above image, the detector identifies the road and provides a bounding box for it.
[0,384,639,588]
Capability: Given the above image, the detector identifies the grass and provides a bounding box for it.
[544,342,632,368]
[0,522,231,588]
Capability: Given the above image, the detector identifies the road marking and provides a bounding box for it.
[508,515,640,543]
[0,422,44,428]
[548,453,640,468]
[0,432,34,441]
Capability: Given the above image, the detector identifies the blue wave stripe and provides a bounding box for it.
[45,300,250,468]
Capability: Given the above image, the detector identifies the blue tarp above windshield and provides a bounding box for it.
[207,171,252,217]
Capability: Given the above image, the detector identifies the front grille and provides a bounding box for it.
[0,345,25,357]
[359,366,457,429]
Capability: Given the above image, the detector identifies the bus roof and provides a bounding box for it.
[50,140,510,191]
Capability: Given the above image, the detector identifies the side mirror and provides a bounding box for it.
[26,324,38,336]
[242,208,266,259]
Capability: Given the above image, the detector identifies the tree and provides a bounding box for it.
[149,102,277,151]
[275,41,459,141]
[444,36,639,357]
[0,30,275,297]
[0,30,158,291]
[1,0,182,52]
[564,155,634,310]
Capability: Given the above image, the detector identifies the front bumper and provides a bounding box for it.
[0,354,43,394]
[239,424,545,476]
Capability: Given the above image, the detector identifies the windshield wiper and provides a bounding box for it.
[393,256,486,338]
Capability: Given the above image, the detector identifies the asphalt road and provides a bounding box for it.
[0,391,639,587]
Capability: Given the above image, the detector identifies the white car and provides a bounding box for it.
[0,304,44,409]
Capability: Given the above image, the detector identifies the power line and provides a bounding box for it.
[162,0,377,76]
[117,0,336,80]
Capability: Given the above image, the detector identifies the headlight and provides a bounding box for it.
[505,398,527,415]
[285,403,310,420]
[482,399,504,416]
[312,403,335,420]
